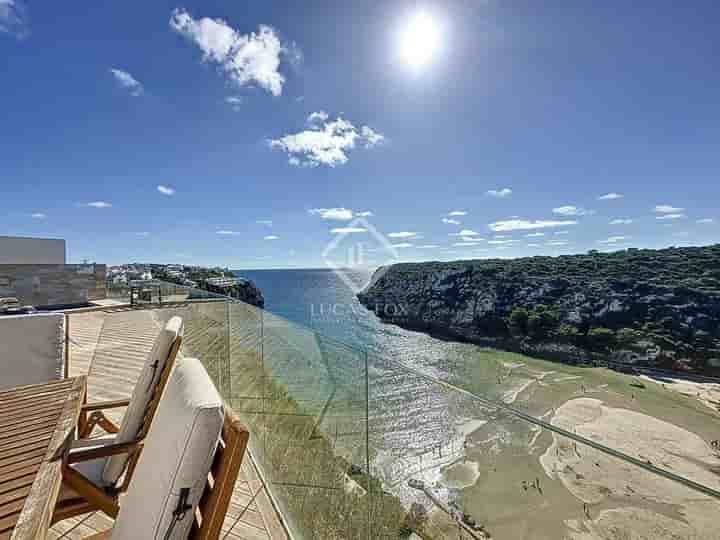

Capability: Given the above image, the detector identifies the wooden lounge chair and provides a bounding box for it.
[81,357,249,539]
[52,316,184,522]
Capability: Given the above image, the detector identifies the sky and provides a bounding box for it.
[2,0,719,268]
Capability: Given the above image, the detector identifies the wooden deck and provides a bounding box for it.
[49,308,289,540]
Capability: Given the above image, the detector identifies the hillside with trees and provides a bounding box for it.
[357,245,720,375]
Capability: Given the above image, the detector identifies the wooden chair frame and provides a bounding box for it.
[51,333,182,524]
[83,409,249,540]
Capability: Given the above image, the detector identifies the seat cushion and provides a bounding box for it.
[102,316,183,485]
[58,435,116,502]
[0,313,65,390]
[110,357,224,540]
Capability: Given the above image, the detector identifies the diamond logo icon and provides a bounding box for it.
[322,217,399,294]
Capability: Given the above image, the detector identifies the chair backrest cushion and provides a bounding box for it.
[0,313,65,391]
[111,357,224,540]
[102,316,183,484]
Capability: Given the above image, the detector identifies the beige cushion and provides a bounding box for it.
[102,316,183,484]
[69,434,116,486]
[0,313,65,390]
[110,357,224,540]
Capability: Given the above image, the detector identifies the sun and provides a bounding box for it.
[397,10,441,69]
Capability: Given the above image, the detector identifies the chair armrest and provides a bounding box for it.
[81,399,130,412]
[69,439,143,464]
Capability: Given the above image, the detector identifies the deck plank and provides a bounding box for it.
[50,309,288,540]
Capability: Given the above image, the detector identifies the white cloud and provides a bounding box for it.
[170,8,291,96]
[109,68,143,96]
[488,239,517,245]
[453,242,483,247]
[486,188,512,198]
[264,235,279,240]
[598,235,630,244]
[450,229,481,237]
[656,213,686,220]
[554,231,569,235]
[270,115,383,167]
[356,211,373,217]
[307,111,329,125]
[0,0,28,38]
[527,243,541,248]
[330,227,367,234]
[654,204,684,214]
[392,242,413,248]
[448,210,467,216]
[442,218,460,225]
[360,126,384,147]
[308,207,354,220]
[598,193,623,200]
[136,232,150,237]
[696,218,715,224]
[30,212,46,219]
[82,201,112,208]
[489,219,578,231]
[157,184,176,195]
[525,232,545,238]
[416,244,439,249]
[546,240,569,246]
[552,205,594,216]
[225,96,243,111]
[609,218,633,225]
[388,231,418,238]
[216,230,240,235]
[256,219,273,226]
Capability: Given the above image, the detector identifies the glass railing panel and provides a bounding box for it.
[65,293,720,540]
[432,346,720,501]
[368,351,720,539]
[227,302,372,539]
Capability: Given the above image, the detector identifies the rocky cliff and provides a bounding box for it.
[357,245,720,375]
[198,277,265,308]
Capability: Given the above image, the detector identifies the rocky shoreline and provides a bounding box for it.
[357,245,720,376]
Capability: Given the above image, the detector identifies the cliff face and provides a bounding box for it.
[200,278,265,308]
[357,245,720,374]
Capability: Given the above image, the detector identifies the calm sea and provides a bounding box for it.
[234,267,471,380]
[232,268,531,500]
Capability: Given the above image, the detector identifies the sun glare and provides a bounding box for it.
[398,10,441,69]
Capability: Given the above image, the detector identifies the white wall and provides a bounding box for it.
[0,236,66,264]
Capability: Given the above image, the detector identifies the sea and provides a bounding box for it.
[233,268,539,503]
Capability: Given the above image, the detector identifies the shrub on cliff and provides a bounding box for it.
[587,327,617,350]
[616,328,644,347]
[556,323,581,343]
[527,304,560,339]
[508,307,530,334]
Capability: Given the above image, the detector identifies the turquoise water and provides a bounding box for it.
[236,267,479,380]
[234,269,521,490]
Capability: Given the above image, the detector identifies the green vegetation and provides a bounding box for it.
[361,244,720,374]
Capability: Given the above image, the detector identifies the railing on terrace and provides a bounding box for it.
[62,280,720,540]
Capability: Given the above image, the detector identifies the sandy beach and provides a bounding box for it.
[640,374,720,413]
[540,397,720,540]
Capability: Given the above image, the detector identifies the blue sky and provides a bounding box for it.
[2,0,719,268]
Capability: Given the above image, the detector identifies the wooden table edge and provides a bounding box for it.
[10,376,87,540]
